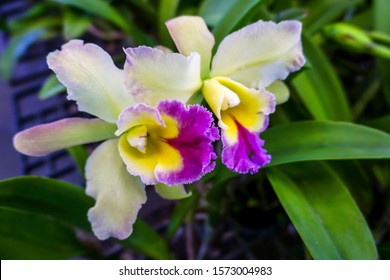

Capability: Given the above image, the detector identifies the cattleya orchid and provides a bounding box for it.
[124,16,305,173]
[13,40,219,240]
[13,16,304,241]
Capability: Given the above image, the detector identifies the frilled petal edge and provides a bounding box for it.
[86,139,146,240]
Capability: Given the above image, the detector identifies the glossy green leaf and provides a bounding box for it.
[374,0,390,107]
[267,162,377,259]
[122,220,172,260]
[263,121,390,166]
[0,176,170,259]
[38,74,65,100]
[303,0,363,35]
[212,0,262,46]
[0,207,86,259]
[0,30,44,80]
[0,176,93,231]
[48,0,130,33]
[199,0,237,27]
[292,33,352,121]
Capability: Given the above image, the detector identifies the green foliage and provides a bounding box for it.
[268,162,377,259]
[3,0,390,260]
[0,207,87,259]
[0,177,170,259]
[38,74,65,100]
[264,121,390,166]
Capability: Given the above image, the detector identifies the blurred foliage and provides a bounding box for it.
[1,0,390,260]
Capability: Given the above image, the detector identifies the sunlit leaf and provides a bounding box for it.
[267,161,377,259]
[199,0,237,27]
[292,33,352,121]
[212,0,262,46]
[264,121,390,166]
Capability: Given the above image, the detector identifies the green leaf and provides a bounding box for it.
[48,0,130,34]
[199,0,237,27]
[267,161,377,259]
[212,0,262,46]
[292,33,352,121]
[158,0,180,47]
[67,145,89,177]
[0,176,170,259]
[374,0,390,107]
[122,220,172,260]
[38,74,66,100]
[0,207,86,259]
[363,115,390,134]
[63,9,91,40]
[303,0,363,35]
[0,30,44,80]
[273,7,308,22]
[263,121,390,166]
[0,176,93,231]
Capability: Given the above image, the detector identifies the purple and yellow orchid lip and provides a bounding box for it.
[203,77,275,174]
[117,100,219,186]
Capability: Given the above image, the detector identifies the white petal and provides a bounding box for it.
[124,46,202,107]
[166,16,215,78]
[47,40,134,123]
[155,183,191,200]
[86,139,147,240]
[211,20,305,88]
[13,118,116,157]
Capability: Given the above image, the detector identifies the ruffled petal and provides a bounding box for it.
[117,103,180,185]
[155,100,219,185]
[124,46,202,107]
[222,121,271,174]
[47,40,134,123]
[155,183,191,200]
[116,103,164,136]
[117,101,219,186]
[86,139,146,240]
[13,118,116,157]
[166,16,215,78]
[210,20,305,88]
[203,77,275,174]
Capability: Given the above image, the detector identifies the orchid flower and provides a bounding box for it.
[124,17,305,174]
[13,40,219,240]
